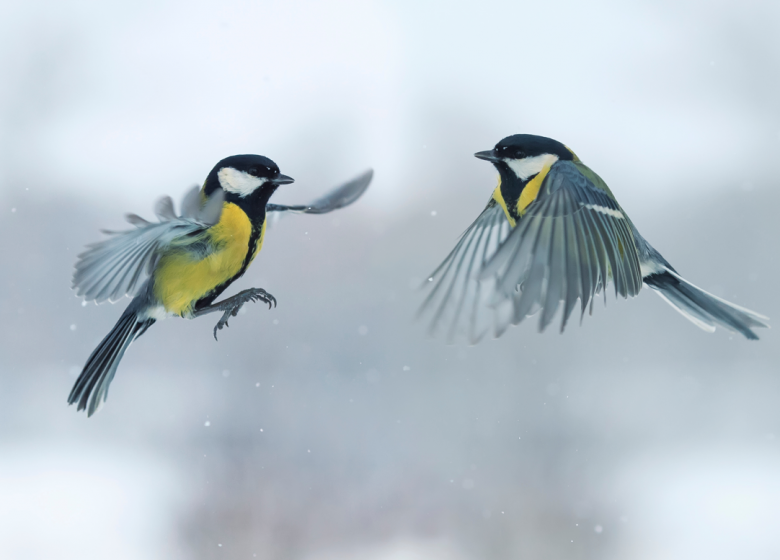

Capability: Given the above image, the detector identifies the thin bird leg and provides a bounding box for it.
[193,288,277,340]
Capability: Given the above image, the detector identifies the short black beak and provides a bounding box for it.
[272,174,295,185]
[474,150,500,162]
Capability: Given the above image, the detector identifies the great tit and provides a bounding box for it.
[70,155,373,416]
[421,134,769,342]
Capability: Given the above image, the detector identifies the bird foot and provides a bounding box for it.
[204,288,276,340]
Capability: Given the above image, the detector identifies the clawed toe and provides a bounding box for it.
[248,289,276,309]
[213,312,232,341]
[208,288,277,341]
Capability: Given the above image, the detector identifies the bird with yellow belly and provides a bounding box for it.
[70,154,372,416]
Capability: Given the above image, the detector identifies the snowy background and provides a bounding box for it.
[1,0,779,558]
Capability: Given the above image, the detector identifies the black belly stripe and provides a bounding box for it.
[238,218,265,276]
[193,217,266,311]
[498,173,535,223]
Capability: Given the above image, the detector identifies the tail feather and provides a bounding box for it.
[69,311,154,416]
[645,269,769,340]
[70,313,133,406]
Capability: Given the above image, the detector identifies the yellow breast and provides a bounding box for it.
[492,160,561,227]
[153,202,254,317]
[516,161,554,216]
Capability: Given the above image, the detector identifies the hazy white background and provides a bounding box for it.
[1,0,779,558]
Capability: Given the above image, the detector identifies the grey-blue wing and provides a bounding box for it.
[267,169,373,214]
[419,199,515,343]
[481,160,642,332]
[72,187,225,304]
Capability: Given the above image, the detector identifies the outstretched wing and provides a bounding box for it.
[73,187,225,304]
[419,199,515,343]
[266,169,373,215]
[482,160,643,332]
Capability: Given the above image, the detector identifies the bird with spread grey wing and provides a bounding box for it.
[70,154,373,416]
[420,134,768,343]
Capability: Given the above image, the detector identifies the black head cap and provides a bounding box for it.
[476,134,576,163]
[204,154,294,198]
[494,134,574,161]
[215,154,279,177]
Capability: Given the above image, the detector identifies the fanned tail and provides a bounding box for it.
[68,310,154,416]
[644,269,769,340]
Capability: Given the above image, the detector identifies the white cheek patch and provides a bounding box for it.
[217,167,267,197]
[505,154,559,181]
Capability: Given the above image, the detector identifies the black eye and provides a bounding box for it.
[248,167,259,175]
